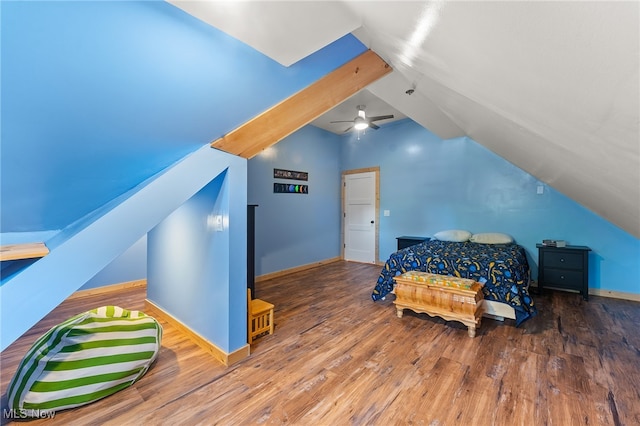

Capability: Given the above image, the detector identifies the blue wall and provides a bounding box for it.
[1,0,368,350]
[341,119,640,295]
[86,118,640,298]
[8,2,633,304]
[147,152,248,353]
[248,126,343,276]
[80,236,147,290]
[1,1,366,233]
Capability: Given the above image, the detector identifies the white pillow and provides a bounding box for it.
[433,229,472,242]
[470,232,513,244]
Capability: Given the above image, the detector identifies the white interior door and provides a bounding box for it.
[344,171,377,263]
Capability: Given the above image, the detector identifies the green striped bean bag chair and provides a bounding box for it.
[7,306,162,417]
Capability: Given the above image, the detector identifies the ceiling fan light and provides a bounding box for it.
[354,119,369,130]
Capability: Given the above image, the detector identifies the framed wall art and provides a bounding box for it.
[274,183,308,194]
[273,168,308,181]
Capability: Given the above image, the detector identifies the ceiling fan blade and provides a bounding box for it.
[343,126,353,133]
[330,120,355,124]
[369,122,380,130]
[368,115,394,122]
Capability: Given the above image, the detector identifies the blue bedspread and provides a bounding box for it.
[372,240,537,325]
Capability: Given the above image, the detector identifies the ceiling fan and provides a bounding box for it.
[330,105,394,132]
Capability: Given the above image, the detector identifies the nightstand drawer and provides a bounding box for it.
[543,269,584,289]
[543,251,583,270]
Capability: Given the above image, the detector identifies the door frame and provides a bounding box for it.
[341,167,380,264]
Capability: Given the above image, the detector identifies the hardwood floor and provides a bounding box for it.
[2,261,639,425]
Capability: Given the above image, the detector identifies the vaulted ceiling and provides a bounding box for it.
[170,0,640,239]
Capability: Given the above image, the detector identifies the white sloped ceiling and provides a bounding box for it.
[172,0,640,238]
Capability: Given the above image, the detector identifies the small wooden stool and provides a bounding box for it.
[247,289,274,344]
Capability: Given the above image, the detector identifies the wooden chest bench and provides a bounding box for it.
[393,271,484,337]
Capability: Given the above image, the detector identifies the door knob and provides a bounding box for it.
[370,220,375,224]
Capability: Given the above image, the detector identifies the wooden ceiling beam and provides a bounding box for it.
[210,50,392,159]
[0,242,49,261]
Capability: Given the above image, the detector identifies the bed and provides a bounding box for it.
[372,238,537,326]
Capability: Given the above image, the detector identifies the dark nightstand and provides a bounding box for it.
[396,236,430,251]
[537,244,591,300]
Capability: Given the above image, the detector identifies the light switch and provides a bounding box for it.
[383,210,390,216]
[537,184,544,194]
